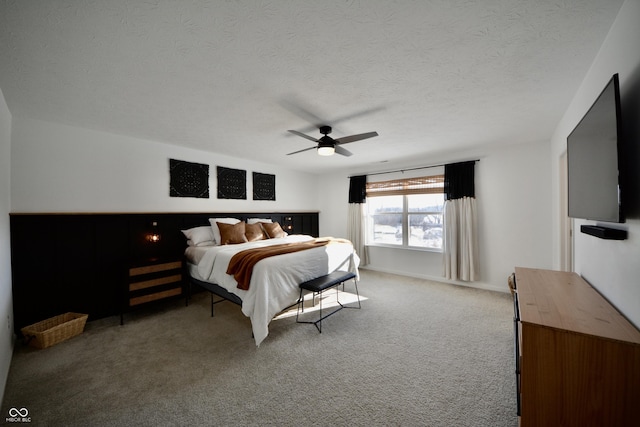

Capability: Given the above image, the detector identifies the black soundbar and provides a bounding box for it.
[580,225,627,240]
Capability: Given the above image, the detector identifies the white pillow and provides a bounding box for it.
[208,217,240,245]
[181,226,215,246]
[247,218,273,224]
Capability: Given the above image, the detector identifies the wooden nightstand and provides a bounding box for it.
[121,258,184,324]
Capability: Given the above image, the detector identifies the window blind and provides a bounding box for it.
[366,175,444,197]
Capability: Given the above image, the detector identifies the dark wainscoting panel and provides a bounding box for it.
[10,211,319,333]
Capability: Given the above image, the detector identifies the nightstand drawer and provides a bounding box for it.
[129,274,182,292]
[130,287,182,306]
[129,261,182,276]
[122,258,184,324]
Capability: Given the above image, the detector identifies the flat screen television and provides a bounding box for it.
[567,73,623,223]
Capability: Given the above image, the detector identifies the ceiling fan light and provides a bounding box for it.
[317,146,335,156]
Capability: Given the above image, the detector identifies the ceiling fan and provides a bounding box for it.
[286,125,378,157]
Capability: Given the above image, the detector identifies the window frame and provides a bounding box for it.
[365,174,444,252]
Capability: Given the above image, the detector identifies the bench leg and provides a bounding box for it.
[345,277,361,310]
[296,278,361,333]
[296,288,306,322]
[297,287,337,333]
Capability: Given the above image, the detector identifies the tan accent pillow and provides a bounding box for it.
[217,221,248,245]
[262,221,287,238]
[245,222,266,242]
[208,217,240,245]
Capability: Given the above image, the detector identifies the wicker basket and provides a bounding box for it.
[21,312,88,349]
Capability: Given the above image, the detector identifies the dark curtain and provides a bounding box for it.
[349,175,367,203]
[444,161,475,200]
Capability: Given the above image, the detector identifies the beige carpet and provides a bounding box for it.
[1,270,517,426]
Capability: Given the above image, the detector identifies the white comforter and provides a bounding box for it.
[185,235,360,346]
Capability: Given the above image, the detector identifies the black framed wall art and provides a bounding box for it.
[253,172,275,201]
[217,166,246,199]
[169,159,209,198]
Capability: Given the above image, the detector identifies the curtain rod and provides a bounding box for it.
[348,159,479,178]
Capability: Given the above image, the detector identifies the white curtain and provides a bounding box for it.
[347,203,368,266]
[443,196,479,281]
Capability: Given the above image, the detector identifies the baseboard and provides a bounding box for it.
[359,266,508,294]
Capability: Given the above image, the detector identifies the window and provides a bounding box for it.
[365,175,444,250]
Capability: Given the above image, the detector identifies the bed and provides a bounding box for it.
[183,221,360,346]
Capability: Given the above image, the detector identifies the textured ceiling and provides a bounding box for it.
[0,0,625,174]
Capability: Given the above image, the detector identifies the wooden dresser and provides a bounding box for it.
[513,267,640,427]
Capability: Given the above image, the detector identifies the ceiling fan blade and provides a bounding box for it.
[328,106,386,127]
[279,98,326,129]
[286,146,316,156]
[335,145,353,157]
[279,97,386,134]
[335,131,379,145]
[288,130,319,143]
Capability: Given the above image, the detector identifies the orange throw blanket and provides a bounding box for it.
[226,239,333,290]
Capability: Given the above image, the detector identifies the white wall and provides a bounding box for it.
[318,140,553,292]
[5,114,325,403]
[0,88,13,405]
[550,0,640,328]
[11,117,320,214]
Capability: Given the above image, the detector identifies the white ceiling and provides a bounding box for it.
[0,0,625,174]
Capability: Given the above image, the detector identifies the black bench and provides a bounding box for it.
[296,270,360,333]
